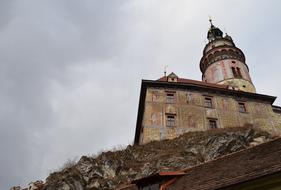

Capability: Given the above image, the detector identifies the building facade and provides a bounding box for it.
[134,21,281,145]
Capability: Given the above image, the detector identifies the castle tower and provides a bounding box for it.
[200,20,256,93]
[134,21,281,145]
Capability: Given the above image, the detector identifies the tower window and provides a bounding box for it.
[231,67,238,77]
[209,119,217,129]
[166,115,176,127]
[166,93,175,103]
[204,97,213,108]
[236,67,242,78]
[232,67,242,78]
[238,102,246,112]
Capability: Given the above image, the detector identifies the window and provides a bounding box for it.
[166,115,176,127]
[236,67,242,78]
[166,93,175,103]
[238,102,246,112]
[209,119,217,129]
[205,97,213,108]
[231,67,242,78]
[231,67,237,77]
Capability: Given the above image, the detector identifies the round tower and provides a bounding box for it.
[200,20,256,93]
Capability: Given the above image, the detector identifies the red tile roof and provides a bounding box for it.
[167,137,281,190]
[157,76,229,89]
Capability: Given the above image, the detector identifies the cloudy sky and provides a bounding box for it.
[1,0,281,189]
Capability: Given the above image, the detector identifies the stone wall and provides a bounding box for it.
[140,87,281,144]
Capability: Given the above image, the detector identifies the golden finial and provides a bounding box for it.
[164,65,168,76]
[208,15,213,26]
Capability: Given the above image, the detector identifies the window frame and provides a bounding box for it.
[231,67,243,78]
[166,114,176,127]
[231,67,237,77]
[166,92,176,104]
[238,102,247,113]
[208,119,218,129]
[204,97,213,108]
[236,67,242,78]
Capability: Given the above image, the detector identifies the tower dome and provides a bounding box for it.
[200,20,256,93]
[207,20,223,42]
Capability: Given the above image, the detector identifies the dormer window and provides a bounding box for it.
[167,72,178,82]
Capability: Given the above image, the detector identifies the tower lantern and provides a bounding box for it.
[200,21,256,93]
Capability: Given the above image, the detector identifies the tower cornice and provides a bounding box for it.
[200,45,248,73]
[203,37,235,54]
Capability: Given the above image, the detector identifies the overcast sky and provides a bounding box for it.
[1,0,281,189]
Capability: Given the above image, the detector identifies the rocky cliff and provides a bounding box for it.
[42,127,275,190]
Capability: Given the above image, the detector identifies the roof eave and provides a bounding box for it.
[144,80,276,104]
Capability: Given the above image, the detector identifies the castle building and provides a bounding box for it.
[134,21,281,145]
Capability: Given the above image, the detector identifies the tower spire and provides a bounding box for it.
[208,16,214,27]
[207,19,223,42]
[164,65,168,77]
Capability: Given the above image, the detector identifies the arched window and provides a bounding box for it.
[231,67,237,77]
[236,67,242,78]
[232,67,242,78]
[214,51,219,55]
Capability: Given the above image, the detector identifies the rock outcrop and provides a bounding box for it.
[43,127,275,190]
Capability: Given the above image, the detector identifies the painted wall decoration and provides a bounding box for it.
[151,113,162,126]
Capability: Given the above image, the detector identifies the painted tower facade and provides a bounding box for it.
[200,20,256,93]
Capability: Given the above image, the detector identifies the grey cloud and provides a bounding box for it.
[0,0,281,189]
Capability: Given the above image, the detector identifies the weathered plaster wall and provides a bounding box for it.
[140,87,281,144]
[203,58,255,93]
[217,79,256,93]
[204,59,251,82]
[272,111,281,133]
